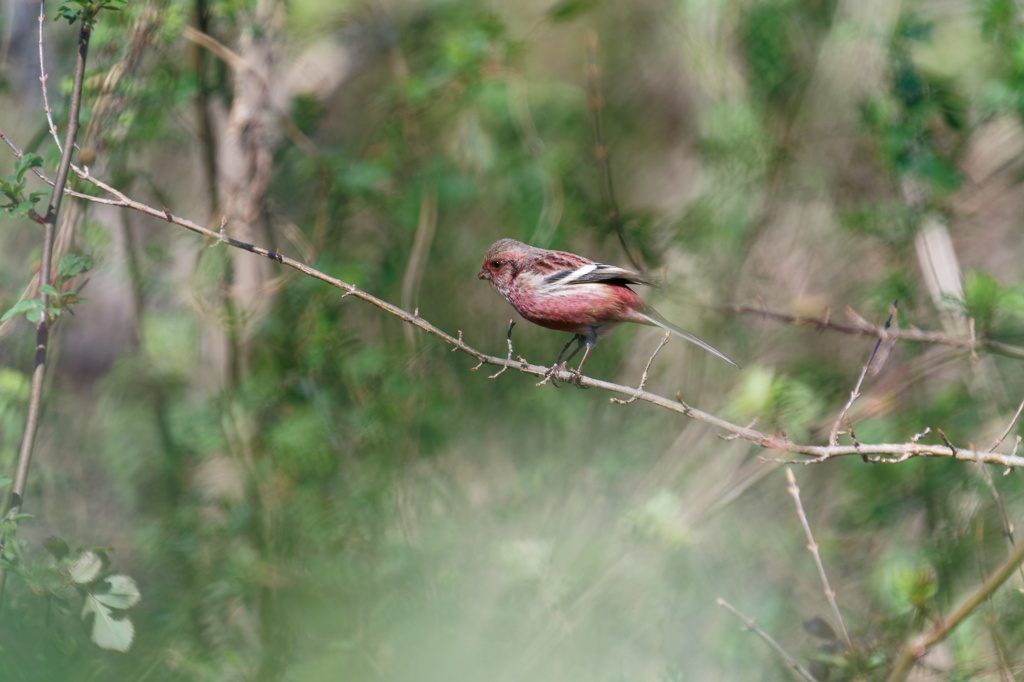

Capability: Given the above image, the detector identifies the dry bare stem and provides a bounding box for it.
[716,598,820,682]
[488,320,518,379]
[611,331,671,405]
[828,302,897,445]
[785,468,852,649]
[976,396,1024,586]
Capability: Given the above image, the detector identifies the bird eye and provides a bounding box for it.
[490,260,502,269]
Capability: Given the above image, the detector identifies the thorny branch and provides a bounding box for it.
[3,123,1024,470]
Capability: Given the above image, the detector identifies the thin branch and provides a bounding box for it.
[725,304,1024,360]
[0,10,92,610]
[975,396,1024,586]
[975,459,1024,586]
[987,396,1024,454]
[611,331,671,405]
[400,182,438,346]
[585,30,643,272]
[885,531,1024,682]
[828,302,896,445]
[488,320,518,379]
[2,139,1024,469]
[38,0,62,152]
[785,468,852,649]
[716,598,820,682]
[972,522,1016,682]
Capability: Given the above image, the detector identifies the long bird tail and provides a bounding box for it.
[639,308,741,369]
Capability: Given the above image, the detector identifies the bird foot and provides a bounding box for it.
[541,362,587,389]
[543,361,568,388]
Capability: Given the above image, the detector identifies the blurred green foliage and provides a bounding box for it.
[1,0,1024,680]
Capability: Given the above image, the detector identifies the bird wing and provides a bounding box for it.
[543,262,654,287]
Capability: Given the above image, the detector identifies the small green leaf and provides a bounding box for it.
[44,536,70,560]
[0,477,11,489]
[57,254,94,281]
[1,299,45,323]
[67,550,103,584]
[39,284,60,297]
[82,594,135,652]
[15,153,44,181]
[93,575,141,610]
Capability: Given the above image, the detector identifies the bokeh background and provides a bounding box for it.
[3,0,1024,679]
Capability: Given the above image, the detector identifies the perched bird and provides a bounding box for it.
[477,238,740,381]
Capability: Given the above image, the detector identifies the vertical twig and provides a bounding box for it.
[611,331,671,404]
[785,468,852,650]
[975,395,1024,585]
[585,30,643,273]
[0,8,92,609]
[828,302,897,445]
[488,320,517,379]
[38,0,63,152]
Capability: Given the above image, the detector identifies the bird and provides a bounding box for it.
[477,238,740,382]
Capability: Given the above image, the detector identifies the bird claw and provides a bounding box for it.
[544,362,568,388]
[543,362,587,389]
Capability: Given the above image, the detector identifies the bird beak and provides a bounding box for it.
[477,268,490,280]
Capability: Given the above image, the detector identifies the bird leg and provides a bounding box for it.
[571,339,596,387]
[546,334,586,387]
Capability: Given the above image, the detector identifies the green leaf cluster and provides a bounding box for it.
[0,153,46,219]
[1,254,93,324]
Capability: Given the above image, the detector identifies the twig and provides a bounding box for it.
[936,428,957,457]
[785,468,852,649]
[828,301,896,446]
[611,331,671,405]
[401,182,438,345]
[972,522,1016,682]
[976,396,1024,586]
[975,459,1024,586]
[987,396,1024,454]
[585,30,643,272]
[38,0,62,152]
[0,7,92,610]
[885,531,1024,682]
[488,320,517,379]
[724,304,1024,361]
[716,598,820,682]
